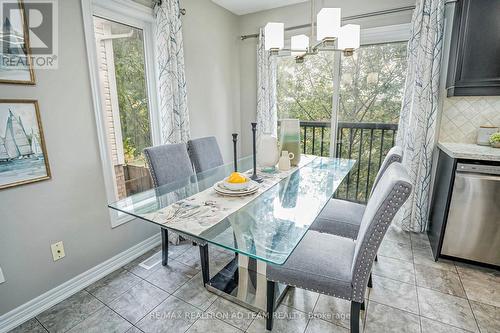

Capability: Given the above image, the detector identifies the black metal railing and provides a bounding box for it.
[298,120,398,203]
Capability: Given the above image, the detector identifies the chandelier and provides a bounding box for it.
[264,1,360,62]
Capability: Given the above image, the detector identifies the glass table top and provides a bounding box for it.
[109,156,355,265]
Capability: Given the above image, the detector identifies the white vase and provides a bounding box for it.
[257,133,280,171]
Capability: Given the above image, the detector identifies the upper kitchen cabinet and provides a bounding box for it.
[446,0,500,96]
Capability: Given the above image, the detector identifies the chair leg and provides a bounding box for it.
[161,228,168,266]
[199,244,210,285]
[266,280,276,331]
[350,301,362,333]
[368,273,373,288]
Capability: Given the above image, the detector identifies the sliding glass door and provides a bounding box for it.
[277,38,408,203]
[336,41,407,202]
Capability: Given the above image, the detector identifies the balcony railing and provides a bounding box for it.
[298,120,398,203]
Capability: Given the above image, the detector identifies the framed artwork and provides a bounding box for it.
[0,100,50,189]
[0,0,36,84]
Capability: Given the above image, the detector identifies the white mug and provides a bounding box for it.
[278,151,295,171]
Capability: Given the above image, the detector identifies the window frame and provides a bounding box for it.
[82,0,161,227]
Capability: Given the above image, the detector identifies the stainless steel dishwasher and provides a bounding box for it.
[441,163,500,266]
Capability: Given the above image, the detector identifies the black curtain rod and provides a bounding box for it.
[153,0,186,15]
[240,5,416,40]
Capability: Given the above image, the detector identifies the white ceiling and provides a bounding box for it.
[212,0,308,15]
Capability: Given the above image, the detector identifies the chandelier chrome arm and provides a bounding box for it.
[275,46,354,58]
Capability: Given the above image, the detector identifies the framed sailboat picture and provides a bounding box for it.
[0,100,50,189]
[0,0,36,84]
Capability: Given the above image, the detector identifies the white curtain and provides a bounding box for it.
[154,0,190,244]
[256,28,278,139]
[396,0,445,232]
[154,0,190,145]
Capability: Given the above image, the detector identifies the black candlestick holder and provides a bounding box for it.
[232,133,238,172]
[250,122,263,183]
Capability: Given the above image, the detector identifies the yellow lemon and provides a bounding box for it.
[227,172,247,183]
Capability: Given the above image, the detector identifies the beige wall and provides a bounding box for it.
[0,0,240,316]
[182,0,241,162]
[237,0,415,154]
[0,0,159,316]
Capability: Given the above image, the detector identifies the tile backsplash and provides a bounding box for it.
[439,96,500,143]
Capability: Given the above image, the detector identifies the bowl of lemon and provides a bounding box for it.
[223,172,251,191]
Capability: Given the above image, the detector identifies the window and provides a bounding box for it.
[93,17,152,199]
[83,0,159,226]
[277,25,409,203]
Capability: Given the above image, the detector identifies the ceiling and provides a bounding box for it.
[212,0,308,15]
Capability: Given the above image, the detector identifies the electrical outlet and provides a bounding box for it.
[51,241,65,261]
[0,266,5,284]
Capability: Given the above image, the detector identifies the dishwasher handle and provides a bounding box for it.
[456,163,500,176]
[454,172,500,183]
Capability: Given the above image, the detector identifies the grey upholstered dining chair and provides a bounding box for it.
[266,162,412,332]
[143,143,209,283]
[143,143,194,187]
[310,146,403,288]
[187,136,224,173]
[309,146,403,239]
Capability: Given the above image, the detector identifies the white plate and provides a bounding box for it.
[220,180,258,192]
[214,181,259,196]
[214,190,258,197]
[214,184,259,195]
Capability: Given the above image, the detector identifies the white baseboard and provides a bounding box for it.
[0,233,161,333]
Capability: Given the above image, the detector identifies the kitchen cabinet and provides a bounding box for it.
[446,0,500,96]
[428,143,500,267]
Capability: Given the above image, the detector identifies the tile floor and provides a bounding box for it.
[9,225,500,333]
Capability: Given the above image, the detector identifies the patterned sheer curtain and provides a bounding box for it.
[256,28,278,139]
[154,0,190,144]
[396,0,445,232]
[154,0,190,244]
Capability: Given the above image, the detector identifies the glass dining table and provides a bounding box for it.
[109,155,356,312]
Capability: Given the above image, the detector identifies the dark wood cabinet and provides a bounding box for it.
[446,0,500,96]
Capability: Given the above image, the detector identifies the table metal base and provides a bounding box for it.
[205,256,288,313]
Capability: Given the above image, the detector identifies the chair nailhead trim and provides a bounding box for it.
[351,182,411,302]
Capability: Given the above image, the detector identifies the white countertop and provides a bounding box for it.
[438,142,500,162]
